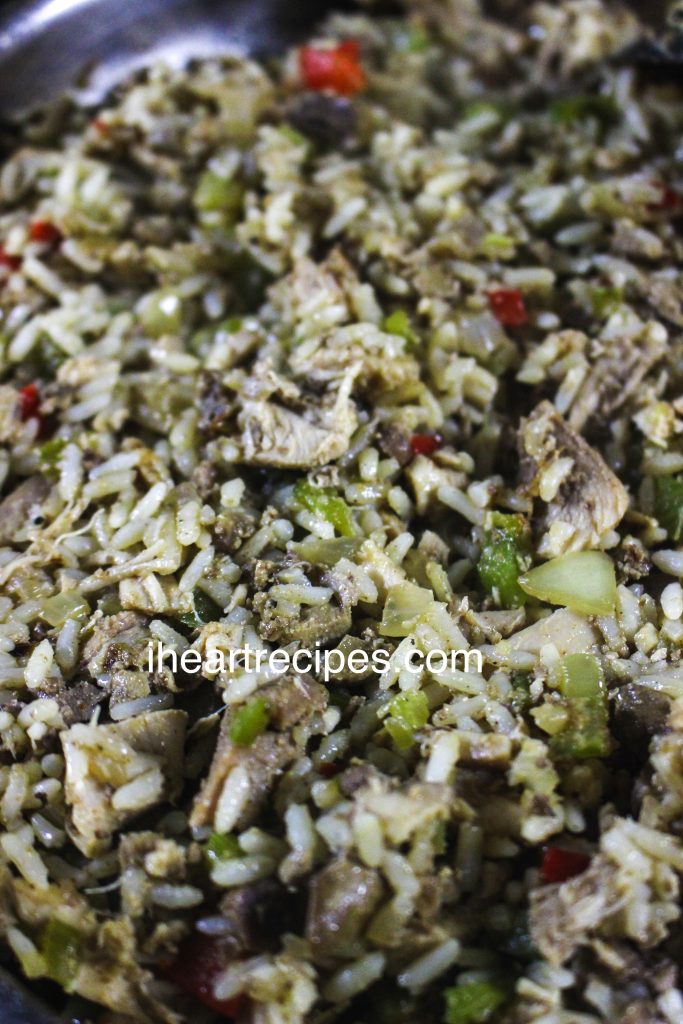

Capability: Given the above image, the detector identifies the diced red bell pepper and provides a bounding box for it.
[410,433,442,457]
[488,288,529,327]
[648,181,682,213]
[19,383,41,422]
[0,247,21,272]
[318,761,342,778]
[540,846,590,884]
[160,932,245,1018]
[29,220,63,246]
[299,40,366,96]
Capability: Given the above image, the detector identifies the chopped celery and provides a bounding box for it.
[98,590,122,616]
[204,832,241,868]
[380,581,434,637]
[518,550,617,617]
[404,26,430,52]
[489,511,526,540]
[550,699,610,759]
[560,653,602,699]
[39,436,67,470]
[462,99,509,123]
[477,513,530,609]
[279,124,309,148]
[550,95,618,126]
[479,232,515,259]
[230,698,270,746]
[385,689,429,750]
[40,591,90,628]
[384,716,416,750]
[589,286,623,319]
[293,479,355,537]
[389,689,430,728]
[550,653,610,759]
[194,171,244,220]
[444,979,508,1024]
[383,310,419,347]
[140,289,183,338]
[41,918,83,990]
[654,476,683,542]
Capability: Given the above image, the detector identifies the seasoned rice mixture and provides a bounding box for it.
[1,1,683,1022]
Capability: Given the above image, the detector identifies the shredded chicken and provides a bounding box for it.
[519,400,629,557]
[305,859,386,966]
[61,710,187,856]
[568,330,666,433]
[238,366,359,468]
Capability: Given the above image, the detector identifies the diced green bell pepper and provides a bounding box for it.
[477,513,530,609]
[293,479,355,538]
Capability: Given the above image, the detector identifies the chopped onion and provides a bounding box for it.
[518,550,617,617]
[380,582,435,637]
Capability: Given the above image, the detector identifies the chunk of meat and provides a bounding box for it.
[56,681,105,726]
[519,401,628,557]
[530,856,622,965]
[190,676,324,832]
[286,94,357,147]
[0,476,50,545]
[613,684,671,752]
[190,731,297,833]
[213,506,260,553]
[61,710,187,856]
[237,369,358,468]
[568,333,666,433]
[378,423,413,467]
[81,611,149,671]
[218,879,293,955]
[305,858,385,965]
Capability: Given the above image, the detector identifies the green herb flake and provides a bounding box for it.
[177,588,222,630]
[383,309,420,347]
[550,95,618,127]
[589,286,623,319]
[230,697,270,746]
[204,832,241,868]
[444,979,508,1024]
[194,171,244,220]
[39,436,67,469]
